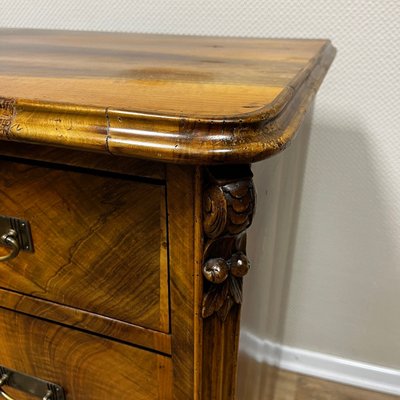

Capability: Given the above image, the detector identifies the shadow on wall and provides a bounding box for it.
[281,110,400,367]
[237,106,400,398]
[237,108,314,400]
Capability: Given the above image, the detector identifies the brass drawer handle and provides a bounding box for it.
[0,368,64,400]
[0,374,13,400]
[0,388,14,400]
[0,381,52,400]
[0,374,48,400]
[0,216,34,262]
[0,230,20,262]
[0,389,14,400]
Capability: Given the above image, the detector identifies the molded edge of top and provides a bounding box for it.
[0,41,336,165]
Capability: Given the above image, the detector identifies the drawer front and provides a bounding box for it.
[0,158,169,332]
[0,308,172,400]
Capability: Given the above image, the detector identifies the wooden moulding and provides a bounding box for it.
[0,141,166,180]
[0,42,335,165]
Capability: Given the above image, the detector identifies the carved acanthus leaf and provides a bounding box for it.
[203,175,255,239]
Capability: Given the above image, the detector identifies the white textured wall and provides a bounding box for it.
[0,0,399,369]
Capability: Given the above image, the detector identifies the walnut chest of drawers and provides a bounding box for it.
[0,29,335,400]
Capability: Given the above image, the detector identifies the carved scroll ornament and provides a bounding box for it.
[202,166,256,321]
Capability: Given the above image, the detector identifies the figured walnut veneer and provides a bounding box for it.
[0,308,172,400]
[0,158,169,333]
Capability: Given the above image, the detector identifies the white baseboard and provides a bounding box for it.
[239,330,400,396]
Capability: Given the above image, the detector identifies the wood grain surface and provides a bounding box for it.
[0,288,171,354]
[284,373,399,400]
[0,307,172,400]
[0,30,337,398]
[166,165,203,400]
[0,29,331,116]
[0,158,169,332]
[0,29,335,164]
[0,141,166,180]
[200,165,256,399]
[238,355,398,400]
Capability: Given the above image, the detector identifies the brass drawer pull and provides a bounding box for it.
[0,374,13,400]
[0,378,52,400]
[0,367,64,400]
[0,230,20,262]
[0,216,34,262]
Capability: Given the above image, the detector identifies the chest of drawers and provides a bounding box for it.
[0,29,335,399]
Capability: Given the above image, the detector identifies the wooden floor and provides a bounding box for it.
[237,354,399,400]
[273,370,399,400]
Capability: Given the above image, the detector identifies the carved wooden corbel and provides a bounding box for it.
[202,165,256,321]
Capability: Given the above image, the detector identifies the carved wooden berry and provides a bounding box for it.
[203,258,229,284]
[230,252,250,278]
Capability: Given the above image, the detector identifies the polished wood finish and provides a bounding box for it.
[284,373,398,400]
[0,141,165,180]
[0,307,172,400]
[166,165,203,399]
[201,165,256,399]
[0,30,326,115]
[238,357,398,400]
[202,165,255,321]
[0,29,335,163]
[0,29,335,400]
[203,308,242,400]
[0,289,171,354]
[0,158,169,332]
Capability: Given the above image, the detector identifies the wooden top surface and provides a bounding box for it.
[0,29,325,116]
[0,29,335,164]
